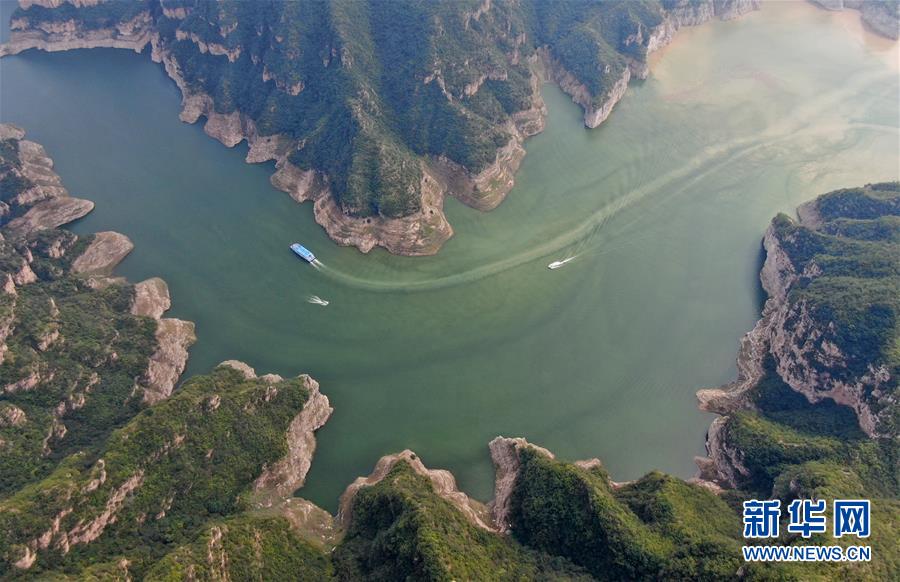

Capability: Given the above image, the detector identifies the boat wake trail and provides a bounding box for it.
[313,69,895,294]
[307,295,329,306]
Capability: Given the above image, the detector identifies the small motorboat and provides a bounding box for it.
[548,257,576,270]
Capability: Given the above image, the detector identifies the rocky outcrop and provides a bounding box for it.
[139,318,195,405]
[0,403,27,427]
[1,124,94,236]
[129,276,194,405]
[309,166,454,255]
[4,197,94,237]
[3,136,69,206]
[535,47,631,130]
[69,231,134,275]
[338,450,496,532]
[130,277,170,319]
[278,497,340,549]
[487,436,555,533]
[694,416,751,489]
[12,465,145,569]
[19,1,105,9]
[768,300,891,438]
[252,374,333,506]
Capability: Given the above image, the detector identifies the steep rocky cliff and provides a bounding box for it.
[699,183,899,443]
[0,0,768,256]
[692,184,899,578]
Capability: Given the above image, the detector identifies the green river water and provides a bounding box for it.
[1,2,897,511]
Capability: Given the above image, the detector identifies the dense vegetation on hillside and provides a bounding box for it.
[333,461,590,581]
[509,449,747,580]
[706,183,900,580]
[528,0,664,105]
[1,133,158,497]
[775,184,900,435]
[0,366,312,578]
[146,515,333,581]
[11,0,675,220]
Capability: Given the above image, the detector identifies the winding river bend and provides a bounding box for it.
[1,2,897,511]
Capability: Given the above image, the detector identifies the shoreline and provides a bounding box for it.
[0,0,768,257]
[0,122,195,413]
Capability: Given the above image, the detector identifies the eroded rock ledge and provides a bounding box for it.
[0,9,153,58]
[1,124,94,237]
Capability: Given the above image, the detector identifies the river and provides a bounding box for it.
[1,1,897,511]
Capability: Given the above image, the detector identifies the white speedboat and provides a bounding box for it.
[548,257,575,270]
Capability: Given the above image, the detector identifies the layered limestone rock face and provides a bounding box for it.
[4,197,94,236]
[0,6,153,57]
[69,231,134,275]
[130,277,170,319]
[1,124,94,236]
[696,186,899,487]
[666,0,761,27]
[534,47,629,130]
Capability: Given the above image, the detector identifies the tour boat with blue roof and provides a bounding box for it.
[290,243,316,263]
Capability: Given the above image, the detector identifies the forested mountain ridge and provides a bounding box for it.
[1,0,766,254]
